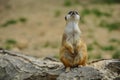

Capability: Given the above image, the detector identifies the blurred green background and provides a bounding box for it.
[0,0,120,60]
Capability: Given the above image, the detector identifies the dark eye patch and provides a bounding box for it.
[68,11,73,14]
[75,11,79,15]
[65,16,67,20]
[68,11,79,15]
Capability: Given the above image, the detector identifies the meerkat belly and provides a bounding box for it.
[65,24,81,46]
[67,31,80,46]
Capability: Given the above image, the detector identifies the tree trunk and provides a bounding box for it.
[0,49,120,80]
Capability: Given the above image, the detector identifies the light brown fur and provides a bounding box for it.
[59,11,88,72]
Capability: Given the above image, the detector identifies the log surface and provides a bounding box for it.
[0,49,120,80]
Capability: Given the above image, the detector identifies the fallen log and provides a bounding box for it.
[0,49,119,80]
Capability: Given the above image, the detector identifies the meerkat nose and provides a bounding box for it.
[71,12,75,15]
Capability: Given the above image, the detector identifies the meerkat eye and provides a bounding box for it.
[75,11,79,15]
[68,11,72,14]
[65,16,67,21]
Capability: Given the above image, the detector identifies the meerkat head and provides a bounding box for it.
[65,11,80,22]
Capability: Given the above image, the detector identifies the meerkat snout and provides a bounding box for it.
[68,11,78,16]
[65,11,80,21]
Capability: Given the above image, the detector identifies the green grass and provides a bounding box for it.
[42,41,58,48]
[5,5,11,10]
[95,54,102,59]
[93,40,101,47]
[112,50,120,59]
[81,8,111,17]
[5,39,17,45]
[53,54,59,59]
[81,9,91,17]
[109,38,120,44]
[80,16,85,23]
[88,53,94,60]
[1,17,27,27]
[80,8,111,23]
[87,34,93,38]
[4,45,12,50]
[91,9,102,17]
[4,39,17,50]
[91,9,111,17]
[54,10,61,17]
[88,53,102,60]
[64,0,72,7]
[92,0,120,4]
[87,44,94,51]
[109,38,118,42]
[99,21,120,31]
[1,19,17,27]
[63,0,80,7]
[80,9,91,23]
[43,41,50,48]
[19,17,27,23]
[101,45,115,51]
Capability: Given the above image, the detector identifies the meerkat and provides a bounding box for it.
[60,11,88,72]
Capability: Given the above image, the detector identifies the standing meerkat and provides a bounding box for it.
[60,11,88,72]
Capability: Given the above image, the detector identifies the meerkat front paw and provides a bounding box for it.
[78,65,83,68]
[65,67,70,73]
[65,42,74,53]
[78,63,87,68]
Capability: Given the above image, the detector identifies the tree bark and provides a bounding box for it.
[0,49,120,80]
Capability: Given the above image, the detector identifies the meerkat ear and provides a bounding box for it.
[65,16,67,21]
